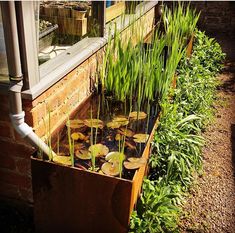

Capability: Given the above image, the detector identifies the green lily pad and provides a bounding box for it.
[112,116,129,126]
[67,119,85,129]
[133,133,149,143]
[71,132,86,141]
[84,119,104,129]
[101,162,120,176]
[75,149,91,160]
[89,143,109,157]
[105,151,126,163]
[123,157,147,170]
[106,121,121,129]
[53,155,71,166]
[118,127,134,137]
[129,111,147,120]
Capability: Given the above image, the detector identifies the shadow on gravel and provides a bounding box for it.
[217,62,235,93]
[231,124,235,180]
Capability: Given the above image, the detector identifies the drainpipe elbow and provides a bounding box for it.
[9,111,33,138]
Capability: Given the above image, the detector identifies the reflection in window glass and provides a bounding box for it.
[37,1,101,65]
[0,7,9,83]
[105,1,144,28]
[105,1,125,24]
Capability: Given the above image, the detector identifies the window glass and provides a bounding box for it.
[105,1,144,30]
[0,7,9,83]
[37,1,102,65]
[106,1,144,21]
[105,1,126,24]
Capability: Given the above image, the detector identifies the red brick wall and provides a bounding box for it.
[0,8,155,205]
[0,94,34,203]
[191,1,235,38]
[166,1,235,38]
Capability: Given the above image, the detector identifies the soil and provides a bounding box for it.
[179,53,235,231]
[48,95,158,180]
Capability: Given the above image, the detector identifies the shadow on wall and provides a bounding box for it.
[189,1,235,39]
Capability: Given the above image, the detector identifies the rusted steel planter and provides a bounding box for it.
[31,114,160,233]
[31,33,194,233]
[186,34,194,58]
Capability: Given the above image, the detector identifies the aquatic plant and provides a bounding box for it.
[42,104,53,161]
[66,117,74,167]
[163,2,200,45]
[130,29,225,233]
[100,16,185,109]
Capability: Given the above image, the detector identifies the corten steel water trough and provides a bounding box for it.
[31,93,160,233]
[31,36,194,233]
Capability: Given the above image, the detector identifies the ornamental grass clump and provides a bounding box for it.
[101,25,185,107]
[163,2,200,45]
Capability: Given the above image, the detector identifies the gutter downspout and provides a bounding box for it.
[1,2,56,159]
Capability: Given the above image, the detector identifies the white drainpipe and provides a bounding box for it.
[2,2,56,159]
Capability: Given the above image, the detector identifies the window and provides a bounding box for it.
[105,1,149,37]
[37,1,103,65]
[0,7,9,83]
[0,1,157,99]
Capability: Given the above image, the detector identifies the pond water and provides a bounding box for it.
[48,92,159,180]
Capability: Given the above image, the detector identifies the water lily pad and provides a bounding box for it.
[129,111,147,120]
[53,155,71,166]
[105,151,126,163]
[113,116,128,122]
[101,162,120,176]
[75,149,91,160]
[115,133,122,141]
[133,133,149,143]
[84,119,104,129]
[61,143,85,150]
[118,127,134,137]
[106,121,121,129]
[128,157,147,163]
[118,120,129,126]
[112,117,129,126]
[89,143,109,157]
[123,157,147,170]
[67,119,85,129]
[71,132,86,141]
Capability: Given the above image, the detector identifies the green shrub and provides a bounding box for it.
[129,29,225,233]
[130,179,181,233]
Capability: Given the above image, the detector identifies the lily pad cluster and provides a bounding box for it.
[52,111,149,177]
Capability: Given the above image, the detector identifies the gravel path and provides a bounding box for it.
[179,61,235,233]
